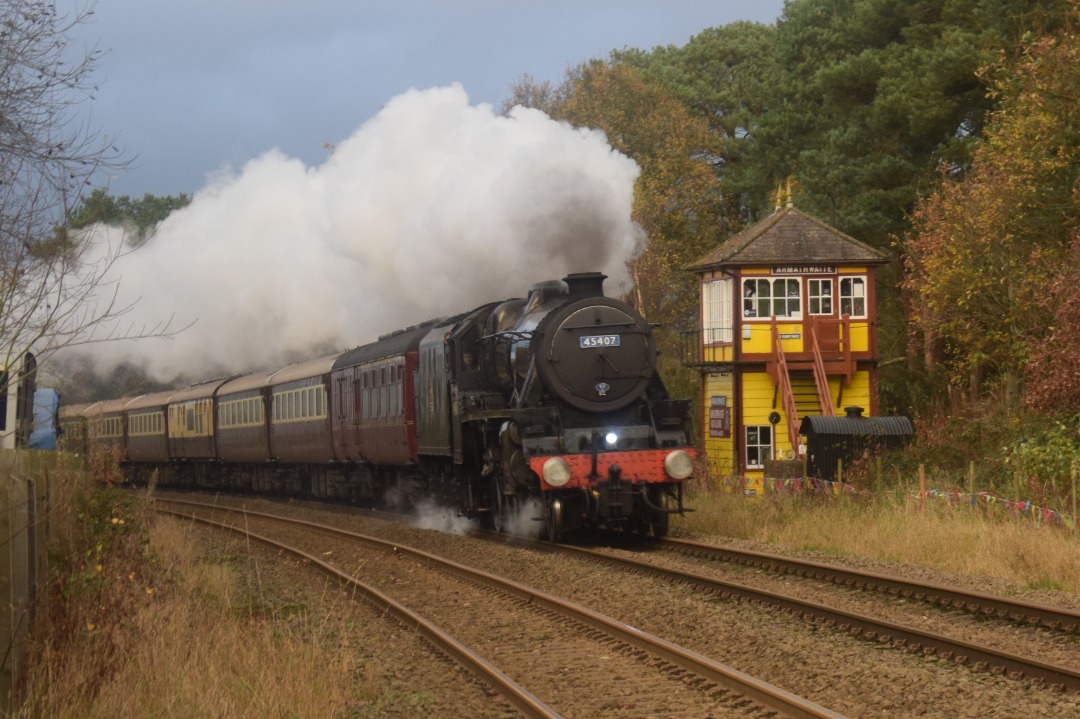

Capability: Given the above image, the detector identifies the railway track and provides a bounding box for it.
[529,537,1080,693]
[149,490,1080,717]
[156,497,845,719]
[655,536,1080,633]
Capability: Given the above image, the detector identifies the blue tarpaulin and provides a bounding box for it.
[30,388,59,450]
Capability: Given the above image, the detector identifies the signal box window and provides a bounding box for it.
[742,278,801,319]
[808,279,833,315]
[703,278,733,343]
[839,277,867,318]
[745,425,773,468]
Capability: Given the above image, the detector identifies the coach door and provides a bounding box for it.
[415,330,452,456]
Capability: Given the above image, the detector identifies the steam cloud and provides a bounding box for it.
[69,84,644,383]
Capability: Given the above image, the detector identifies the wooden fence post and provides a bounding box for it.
[919,464,926,512]
[0,453,30,713]
[1072,461,1077,531]
[0,452,49,714]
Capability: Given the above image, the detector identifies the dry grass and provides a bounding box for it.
[17,479,378,718]
[677,481,1080,593]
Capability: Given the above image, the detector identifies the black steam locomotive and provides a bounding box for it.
[60,273,695,539]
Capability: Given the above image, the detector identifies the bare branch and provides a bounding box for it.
[0,2,182,378]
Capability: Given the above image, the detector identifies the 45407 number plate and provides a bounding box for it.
[579,334,621,348]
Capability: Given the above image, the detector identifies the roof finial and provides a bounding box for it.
[786,177,794,208]
[774,181,784,212]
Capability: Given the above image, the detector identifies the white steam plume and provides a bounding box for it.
[69,84,644,382]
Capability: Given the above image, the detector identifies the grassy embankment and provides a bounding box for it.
[677,480,1080,594]
[15,451,1080,715]
[16,455,380,718]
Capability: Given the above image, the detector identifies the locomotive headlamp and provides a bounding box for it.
[542,457,572,487]
[664,450,694,480]
[604,431,618,447]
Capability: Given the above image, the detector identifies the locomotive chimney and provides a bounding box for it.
[844,406,865,418]
[563,272,607,300]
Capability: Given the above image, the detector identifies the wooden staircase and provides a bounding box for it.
[771,321,850,450]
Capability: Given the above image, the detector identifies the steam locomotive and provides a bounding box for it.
[59,272,695,539]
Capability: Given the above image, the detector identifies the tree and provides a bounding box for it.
[903,9,1079,405]
[615,21,783,221]
[499,71,574,118]
[1026,238,1080,413]
[768,0,1071,246]
[0,1,179,394]
[69,188,192,245]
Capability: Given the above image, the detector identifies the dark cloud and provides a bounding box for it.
[70,0,785,197]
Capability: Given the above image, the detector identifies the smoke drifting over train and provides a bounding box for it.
[72,84,644,382]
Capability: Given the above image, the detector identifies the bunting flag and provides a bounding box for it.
[706,473,1078,533]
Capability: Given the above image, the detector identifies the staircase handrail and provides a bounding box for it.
[808,320,836,417]
[771,324,801,450]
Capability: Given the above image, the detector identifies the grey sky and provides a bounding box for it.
[71,1,787,198]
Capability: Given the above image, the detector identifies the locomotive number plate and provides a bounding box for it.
[579,334,621,348]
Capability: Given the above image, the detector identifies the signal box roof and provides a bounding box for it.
[688,206,887,272]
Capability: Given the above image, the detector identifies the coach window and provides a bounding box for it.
[745,426,773,468]
[839,277,867,318]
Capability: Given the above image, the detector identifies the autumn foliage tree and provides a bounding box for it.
[903,12,1079,406]
[1026,235,1080,413]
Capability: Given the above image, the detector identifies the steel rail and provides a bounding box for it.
[659,537,1080,633]
[157,507,561,719]
[157,498,848,719]
[547,541,1080,693]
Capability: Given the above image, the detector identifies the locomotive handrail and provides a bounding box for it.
[480,329,534,342]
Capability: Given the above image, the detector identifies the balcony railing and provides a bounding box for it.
[680,327,734,368]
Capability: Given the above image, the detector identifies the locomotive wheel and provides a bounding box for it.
[651,511,670,538]
[648,486,671,538]
[545,498,563,542]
